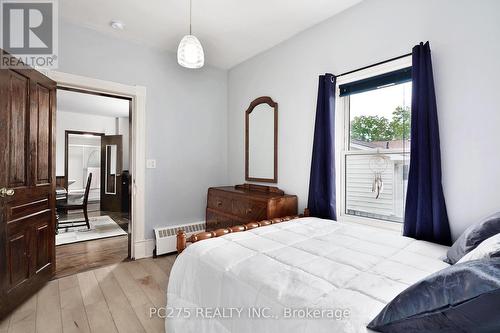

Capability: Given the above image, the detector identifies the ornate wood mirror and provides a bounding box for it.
[245,96,278,183]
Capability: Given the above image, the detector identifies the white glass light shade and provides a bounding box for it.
[177,35,204,69]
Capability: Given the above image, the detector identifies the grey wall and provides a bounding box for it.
[227,0,500,240]
[58,20,228,239]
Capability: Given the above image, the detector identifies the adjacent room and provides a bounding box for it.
[54,89,132,277]
[0,0,499,333]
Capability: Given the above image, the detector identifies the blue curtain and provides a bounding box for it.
[308,73,336,220]
[404,42,452,245]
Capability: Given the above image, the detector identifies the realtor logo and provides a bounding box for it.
[1,0,58,68]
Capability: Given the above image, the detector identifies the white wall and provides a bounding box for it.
[59,20,228,239]
[117,117,130,170]
[227,0,500,240]
[56,111,117,176]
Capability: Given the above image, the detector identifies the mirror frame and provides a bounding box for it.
[105,144,117,195]
[245,96,278,183]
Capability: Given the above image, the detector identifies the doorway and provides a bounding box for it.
[0,64,146,317]
[54,88,132,278]
[45,71,147,261]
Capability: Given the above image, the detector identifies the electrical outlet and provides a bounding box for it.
[146,159,156,169]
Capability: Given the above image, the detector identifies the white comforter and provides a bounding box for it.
[166,217,449,333]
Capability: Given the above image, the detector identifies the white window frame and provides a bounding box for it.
[335,56,412,232]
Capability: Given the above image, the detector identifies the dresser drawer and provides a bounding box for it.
[207,194,232,213]
[206,209,221,231]
[206,209,247,231]
[232,200,267,221]
[206,185,298,231]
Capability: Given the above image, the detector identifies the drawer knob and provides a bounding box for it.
[217,201,222,207]
[246,208,252,214]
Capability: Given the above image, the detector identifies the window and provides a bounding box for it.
[338,61,411,223]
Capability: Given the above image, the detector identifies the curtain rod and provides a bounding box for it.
[337,52,412,78]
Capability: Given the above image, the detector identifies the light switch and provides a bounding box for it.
[146,159,156,169]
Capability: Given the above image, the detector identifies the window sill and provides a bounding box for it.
[338,214,403,234]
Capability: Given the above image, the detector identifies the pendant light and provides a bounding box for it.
[177,0,204,69]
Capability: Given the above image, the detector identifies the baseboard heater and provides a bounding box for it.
[153,221,205,256]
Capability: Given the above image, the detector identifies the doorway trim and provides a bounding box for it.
[45,70,147,259]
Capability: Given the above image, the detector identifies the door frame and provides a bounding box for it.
[44,70,147,259]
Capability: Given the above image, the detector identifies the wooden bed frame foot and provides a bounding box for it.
[177,230,187,253]
[176,208,310,253]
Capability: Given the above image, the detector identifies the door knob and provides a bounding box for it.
[0,188,15,197]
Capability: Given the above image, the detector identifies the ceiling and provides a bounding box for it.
[60,0,363,69]
[57,89,130,118]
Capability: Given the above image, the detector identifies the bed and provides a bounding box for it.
[166,217,450,333]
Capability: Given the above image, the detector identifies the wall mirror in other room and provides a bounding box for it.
[101,136,123,211]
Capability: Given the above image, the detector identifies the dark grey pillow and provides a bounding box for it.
[367,258,500,333]
[445,211,500,264]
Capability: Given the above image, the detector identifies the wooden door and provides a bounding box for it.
[100,135,123,212]
[0,60,56,318]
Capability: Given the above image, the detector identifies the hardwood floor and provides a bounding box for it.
[55,210,131,279]
[0,255,177,333]
[56,236,129,279]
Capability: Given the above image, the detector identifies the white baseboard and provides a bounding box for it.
[133,238,155,259]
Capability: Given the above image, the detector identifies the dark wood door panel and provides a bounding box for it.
[34,221,51,273]
[8,71,29,188]
[35,84,51,185]
[0,57,56,318]
[4,209,53,295]
[5,185,50,207]
[4,203,53,304]
[6,232,30,290]
[8,198,49,221]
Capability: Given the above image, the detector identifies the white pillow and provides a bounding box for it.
[457,233,500,264]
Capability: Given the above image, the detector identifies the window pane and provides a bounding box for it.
[349,82,411,150]
[345,152,409,223]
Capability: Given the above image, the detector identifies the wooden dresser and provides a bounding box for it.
[206,184,298,231]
